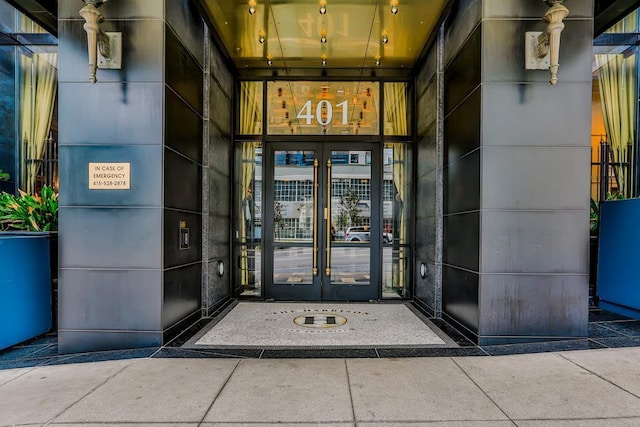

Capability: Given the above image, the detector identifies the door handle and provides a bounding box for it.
[312,158,319,277]
[325,159,332,277]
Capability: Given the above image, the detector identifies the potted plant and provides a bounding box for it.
[0,184,58,350]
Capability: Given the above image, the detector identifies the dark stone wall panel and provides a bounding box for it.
[166,25,203,115]
[416,124,437,178]
[164,148,202,213]
[209,125,232,173]
[416,169,436,220]
[444,0,481,66]
[206,256,231,307]
[209,167,231,217]
[58,19,164,83]
[210,80,232,135]
[208,213,231,260]
[58,145,162,207]
[444,25,481,116]
[59,269,162,331]
[415,213,436,262]
[415,261,437,313]
[166,88,203,164]
[443,265,479,333]
[444,149,480,215]
[210,38,233,99]
[416,45,438,97]
[166,0,204,67]
[164,208,202,269]
[163,263,202,329]
[443,211,480,272]
[58,207,162,269]
[417,79,438,137]
[58,82,163,145]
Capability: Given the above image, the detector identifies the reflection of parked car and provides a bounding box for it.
[344,226,392,243]
[345,226,370,241]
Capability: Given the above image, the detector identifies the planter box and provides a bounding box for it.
[0,232,52,350]
[597,198,640,319]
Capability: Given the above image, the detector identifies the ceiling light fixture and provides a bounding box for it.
[391,1,398,14]
[319,0,327,15]
[248,0,256,15]
[382,32,389,44]
[266,54,272,66]
[375,57,381,66]
[320,32,327,43]
[321,54,327,66]
[258,30,265,44]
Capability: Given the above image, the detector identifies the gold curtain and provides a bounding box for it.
[240,142,260,287]
[388,142,407,289]
[595,53,636,196]
[384,82,408,136]
[240,82,262,135]
[20,52,58,194]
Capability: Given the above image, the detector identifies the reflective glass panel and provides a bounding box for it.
[382,246,408,298]
[383,143,412,245]
[235,142,262,244]
[273,150,316,242]
[273,247,313,284]
[331,247,370,286]
[238,245,262,297]
[267,81,379,135]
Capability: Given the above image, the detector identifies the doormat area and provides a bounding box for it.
[186,302,456,349]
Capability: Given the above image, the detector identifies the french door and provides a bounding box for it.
[264,142,381,301]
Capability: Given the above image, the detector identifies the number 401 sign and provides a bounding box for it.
[297,100,349,126]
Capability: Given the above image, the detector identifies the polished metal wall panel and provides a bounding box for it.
[58,82,164,145]
[481,210,590,274]
[164,209,202,269]
[478,274,588,342]
[166,0,205,67]
[58,330,162,354]
[482,146,591,211]
[58,19,164,83]
[166,25,204,115]
[443,0,481,66]
[444,149,481,215]
[483,0,595,19]
[58,145,162,207]
[443,88,480,165]
[164,148,202,213]
[444,26,481,116]
[163,263,202,330]
[443,212,480,273]
[482,20,594,84]
[481,83,593,147]
[58,269,162,331]
[58,207,162,269]
[58,0,164,20]
[443,265,480,332]
[166,88,204,164]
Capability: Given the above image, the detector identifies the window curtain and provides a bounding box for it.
[20,52,58,194]
[384,82,408,136]
[595,10,638,196]
[240,82,262,135]
[240,142,260,287]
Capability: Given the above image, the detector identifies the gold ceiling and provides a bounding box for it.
[200,0,447,74]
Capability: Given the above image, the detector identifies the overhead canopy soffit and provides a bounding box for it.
[200,0,447,75]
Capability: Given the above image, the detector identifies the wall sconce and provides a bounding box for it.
[79,0,122,83]
[525,0,569,85]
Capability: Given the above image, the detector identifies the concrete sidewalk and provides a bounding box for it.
[1,348,640,426]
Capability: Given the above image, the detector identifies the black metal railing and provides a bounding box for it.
[23,133,58,194]
[591,137,633,202]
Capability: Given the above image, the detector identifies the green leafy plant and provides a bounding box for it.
[0,186,58,232]
[590,192,626,234]
[0,169,9,181]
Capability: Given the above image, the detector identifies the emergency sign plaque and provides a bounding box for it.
[89,162,131,190]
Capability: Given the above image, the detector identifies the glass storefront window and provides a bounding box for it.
[591,7,639,201]
[266,81,379,135]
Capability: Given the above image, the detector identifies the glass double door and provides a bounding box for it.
[264,142,380,301]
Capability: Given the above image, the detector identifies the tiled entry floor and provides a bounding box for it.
[186,302,454,349]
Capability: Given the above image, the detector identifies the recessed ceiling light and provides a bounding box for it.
[375,57,381,66]
[321,55,327,66]
[320,32,327,43]
[382,32,389,44]
[319,0,327,14]
[258,31,265,43]
[248,1,256,15]
[391,2,398,14]
[266,54,272,66]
